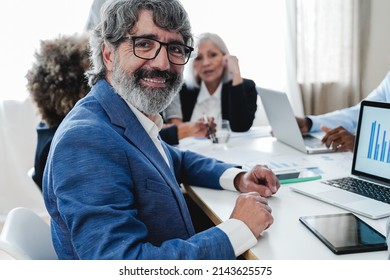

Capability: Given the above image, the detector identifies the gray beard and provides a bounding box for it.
[110,56,183,115]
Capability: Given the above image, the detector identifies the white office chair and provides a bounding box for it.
[27,167,35,179]
[0,207,57,260]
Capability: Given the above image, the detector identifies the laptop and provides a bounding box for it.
[290,100,390,219]
[257,87,334,154]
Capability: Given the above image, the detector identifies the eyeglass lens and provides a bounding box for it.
[133,37,191,65]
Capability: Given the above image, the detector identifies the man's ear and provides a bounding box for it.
[102,43,114,71]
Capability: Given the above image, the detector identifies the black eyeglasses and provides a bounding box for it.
[123,36,194,65]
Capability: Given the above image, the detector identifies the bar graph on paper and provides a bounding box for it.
[367,120,390,163]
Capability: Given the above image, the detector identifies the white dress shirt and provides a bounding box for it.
[190,81,223,126]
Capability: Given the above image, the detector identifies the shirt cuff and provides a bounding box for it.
[219,167,244,192]
[217,219,257,257]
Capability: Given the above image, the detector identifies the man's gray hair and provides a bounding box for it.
[87,0,193,86]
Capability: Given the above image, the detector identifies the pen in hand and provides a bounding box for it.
[203,114,218,143]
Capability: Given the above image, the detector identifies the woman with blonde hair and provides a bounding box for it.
[164,32,258,132]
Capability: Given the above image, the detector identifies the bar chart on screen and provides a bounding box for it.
[354,103,390,180]
[367,120,390,163]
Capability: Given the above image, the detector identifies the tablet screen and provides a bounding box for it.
[299,213,388,254]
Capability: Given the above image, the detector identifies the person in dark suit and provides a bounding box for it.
[43,0,279,259]
[26,34,90,191]
[164,32,258,132]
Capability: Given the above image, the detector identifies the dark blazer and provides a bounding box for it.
[159,125,179,145]
[43,79,237,259]
[32,122,58,191]
[180,79,258,132]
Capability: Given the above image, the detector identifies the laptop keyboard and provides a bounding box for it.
[322,177,390,204]
[303,135,324,148]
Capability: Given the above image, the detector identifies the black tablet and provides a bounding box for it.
[299,213,388,254]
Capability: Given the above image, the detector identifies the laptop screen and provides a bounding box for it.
[352,100,390,185]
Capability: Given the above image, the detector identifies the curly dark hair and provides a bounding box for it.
[26,33,91,127]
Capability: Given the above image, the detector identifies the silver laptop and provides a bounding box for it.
[291,100,390,219]
[257,87,334,154]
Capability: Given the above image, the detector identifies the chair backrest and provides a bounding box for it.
[0,207,57,260]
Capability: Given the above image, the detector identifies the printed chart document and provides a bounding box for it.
[244,152,353,181]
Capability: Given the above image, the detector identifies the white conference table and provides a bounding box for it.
[178,127,389,260]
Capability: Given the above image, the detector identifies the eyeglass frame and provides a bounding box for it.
[121,36,194,65]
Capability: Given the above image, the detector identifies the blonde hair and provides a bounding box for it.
[184,32,232,88]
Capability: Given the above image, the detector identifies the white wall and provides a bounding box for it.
[363,0,390,96]
[0,0,94,101]
[0,98,46,219]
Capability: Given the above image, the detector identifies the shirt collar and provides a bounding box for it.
[197,81,223,104]
[124,100,163,138]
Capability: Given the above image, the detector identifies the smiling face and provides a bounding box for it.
[193,39,226,88]
[102,10,185,114]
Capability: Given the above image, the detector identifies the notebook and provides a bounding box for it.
[290,100,390,219]
[257,87,334,154]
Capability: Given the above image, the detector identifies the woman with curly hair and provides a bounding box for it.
[26,33,91,191]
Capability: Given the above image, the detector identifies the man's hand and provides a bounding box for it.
[234,165,280,197]
[230,192,273,238]
[321,126,355,152]
[296,117,311,133]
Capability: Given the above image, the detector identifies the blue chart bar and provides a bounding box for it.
[381,131,387,161]
[387,144,390,163]
[367,120,390,163]
[367,121,376,158]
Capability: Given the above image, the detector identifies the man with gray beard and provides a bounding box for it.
[43,0,279,260]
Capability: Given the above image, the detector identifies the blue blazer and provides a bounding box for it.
[43,80,237,259]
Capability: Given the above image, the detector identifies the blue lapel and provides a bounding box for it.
[92,80,195,236]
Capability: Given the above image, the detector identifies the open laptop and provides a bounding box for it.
[257,87,334,154]
[290,100,390,219]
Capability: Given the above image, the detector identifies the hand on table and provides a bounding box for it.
[234,165,280,197]
[230,191,273,238]
[176,117,216,139]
